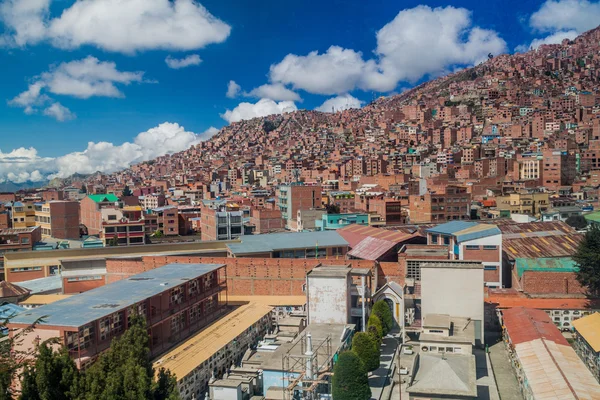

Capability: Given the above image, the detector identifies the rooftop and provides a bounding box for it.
[153,302,273,380]
[502,307,567,346]
[337,224,419,248]
[572,312,600,353]
[10,263,224,328]
[515,257,578,278]
[17,275,62,294]
[226,231,348,255]
[87,194,119,203]
[420,315,476,345]
[407,353,477,398]
[426,221,500,243]
[18,294,73,306]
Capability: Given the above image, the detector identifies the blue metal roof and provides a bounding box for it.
[10,263,224,328]
[226,231,348,255]
[18,275,62,294]
[426,221,501,243]
[0,303,24,320]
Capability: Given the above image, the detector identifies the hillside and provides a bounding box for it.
[97,26,600,187]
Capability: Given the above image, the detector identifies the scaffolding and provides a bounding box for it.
[281,331,333,400]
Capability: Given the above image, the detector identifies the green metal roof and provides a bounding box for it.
[515,257,578,278]
[87,194,119,203]
[584,211,600,223]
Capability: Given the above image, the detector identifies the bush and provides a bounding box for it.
[367,314,383,342]
[332,351,371,400]
[566,215,587,230]
[352,332,380,372]
[372,301,393,335]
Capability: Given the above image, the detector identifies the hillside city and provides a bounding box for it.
[3,23,600,400]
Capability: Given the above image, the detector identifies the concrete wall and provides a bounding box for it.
[307,275,349,325]
[460,233,503,287]
[421,265,484,342]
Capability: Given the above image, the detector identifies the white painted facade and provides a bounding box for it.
[421,263,484,344]
[306,274,350,325]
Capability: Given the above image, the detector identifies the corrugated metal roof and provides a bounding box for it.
[503,307,568,346]
[10,263,224,328]
[572,312,600,353]
[226,231,348,255]
[503,232,582,261]
[486,294,600,310]
[337,224,419,248]
[347,237,397,260]
[426,221,500,243]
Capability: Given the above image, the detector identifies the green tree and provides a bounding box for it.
[573,224,600,296]
[566,215,587,230]
[19,342,79,400]
[78,315,179,400]
[326,204,341,214]
[371,301,393,335]
[332,351,371,400]
[351,333,380,372]
[107,236,119,247]
[366,314,383,343]
[121,186,133,198]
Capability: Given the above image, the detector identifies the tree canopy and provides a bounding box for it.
[332,351,371,400]
[351,332,380,372]
[566,215,587,230]
[121,186,133,197]
[573,224,600,296]
[371,301,393,335]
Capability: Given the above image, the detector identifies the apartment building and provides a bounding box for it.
[200,200,244,241]
[277,184,322,230]
[1,226,43,281]
[101,206,145,246]
[409,185,471,223]
[11,201,36,229]
[9,263,228,368]
[34,201,80,239]
[496,191,549,217]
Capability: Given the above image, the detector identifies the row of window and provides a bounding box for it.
[66,275,103,282]
[465,245,498,250]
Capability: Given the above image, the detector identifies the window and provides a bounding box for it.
[483,245,498,250]
[430,234,439,244]
[21,237,30,244]
[117,226,127,233]
[107,215,117,221]
[428,329,444,333]
[443,236,451,245]
[465,245,480,250]
[484,265,497,271]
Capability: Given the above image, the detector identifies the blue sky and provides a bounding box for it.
[0,0,599,182]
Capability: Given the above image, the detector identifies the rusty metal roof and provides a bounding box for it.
[347,237,398,260]
[503,307,568,346]
[337,224,420,248]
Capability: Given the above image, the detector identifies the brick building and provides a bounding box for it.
[249,208,284,234]
[542,149,577,190]
[277,184,322,229]
[9,263,227,368]
[1,226,43,281]
[409,185,471,223]
[80,194,121,235]
[34,201,80,239]
[200,200,244,241]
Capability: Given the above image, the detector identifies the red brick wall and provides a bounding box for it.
[521,270,587,295]
[463,248,500,263]
[63,278,105,294]
[106,256,377,296]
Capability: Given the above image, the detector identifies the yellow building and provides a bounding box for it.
[12,201,36,229]
[496,191,549,217]
[34,203,52,237]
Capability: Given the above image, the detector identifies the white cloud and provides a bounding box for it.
[221,98,297,123]
[244,83,301,102]
[518,30,579,51]
[9,56,146,119]
[165,54,202,69]
[199,126,219,140]
[315,94,363,113]
[530,0,600,33]
[43,102,75,121]
[1,0,231,53]
[0,0,49,47]
[226,80,241,98]
[269,46,367,95]
[267,6,506,95]
[0,122,206,183]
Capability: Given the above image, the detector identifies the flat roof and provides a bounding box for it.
[19,294,73,306]
[423,313,450,330]
[153,302,273,380]
[227,295,306,307]
[420,261,483,270]
[4,240,232,269]
[420,316,475,345]
[18,275,62,294]
[515,257,578,278]
[572,312,600,352]
[226,231,348,255]
[10,263,224,328]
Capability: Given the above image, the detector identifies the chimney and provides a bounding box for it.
[305,333,314,380]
